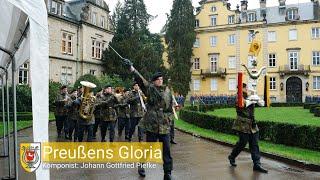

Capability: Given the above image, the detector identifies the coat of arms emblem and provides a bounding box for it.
[20,143,41,172]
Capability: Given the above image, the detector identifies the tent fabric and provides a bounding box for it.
[0,0,49,179]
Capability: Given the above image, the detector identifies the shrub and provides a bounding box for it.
[74,74,101,93]
[180,108,320,150]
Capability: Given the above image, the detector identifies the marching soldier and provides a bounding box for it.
[93,90,103,140]
[228,83,268,173]
[115,88,131,141]
[126,60,174,180]
[54,85,69,138]
[66,89,80,141]
[98,85,119,142]
[128,83,145,142]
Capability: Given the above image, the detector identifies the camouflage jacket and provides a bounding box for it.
[54,93,69,116]
[94,95,103,119]
[133,70,173,134]
[65,96,80,121]
[127,90,145,118]
[116,94,130,119]
[232,103,259,134]
[96,93,119,121]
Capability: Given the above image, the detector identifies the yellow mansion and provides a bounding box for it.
[191,0,320,103]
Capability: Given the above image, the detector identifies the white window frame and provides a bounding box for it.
[228,15,234,24]
[210,15,217,26]
[270,77,276,90]
[193,79,200,91]
[228,78,236,91]
[194,38,200,48]
[311,27,320,39]
[289,29,298,41]
[248,13,256,22]
[61,32,73,55]
[61,66,73,85]
[268,53,276,67]
[210,36,217,47]
[228,34,235,45]
[287,8,298,20]
[92,12,97,25]
[19,63,29,85]
[91,39,104,59]
[312,51,320,66]
[195,19,199,28]
[194,58,200,70]
[101,16,105,28]
[288,51,299,70]
[210,79,218,91]
[313,76,320,90]
[228,56,236,69]
[268,31,276,42]
[211,6,216,12]
[209,54,218,73]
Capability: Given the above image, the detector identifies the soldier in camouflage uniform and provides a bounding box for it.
[93,90,103,139]
[228,83,268,173]
[97,85,119,142]
[66,89,80,141]
[127,62,174,180]
[116,89,131,140]
[127,83,145,142]
[54,85,69,138]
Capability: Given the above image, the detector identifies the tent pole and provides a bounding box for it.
[12,57,18,180]
[2,70,15,180]
[0,75,8,158]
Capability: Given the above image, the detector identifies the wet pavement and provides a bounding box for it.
[0,121,320,180]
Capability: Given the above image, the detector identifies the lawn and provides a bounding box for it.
[209,107,320,127]
[0,112,55,138]
[175,119,320,165]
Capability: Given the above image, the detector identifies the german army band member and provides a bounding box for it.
[77,93,95,142]
[127,82,146,142]
[97,85,119,142]
[54,85,69,139]
[228,83,268,173]
[65,89,80,141]
[115,88,131,141]
[126,60,174,180]
[93,89,103,139]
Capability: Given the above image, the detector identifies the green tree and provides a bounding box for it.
[102,0,165,82]
[73,74,101,92]
[165,0,196,96]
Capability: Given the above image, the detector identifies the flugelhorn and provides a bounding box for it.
[79,81,96,121]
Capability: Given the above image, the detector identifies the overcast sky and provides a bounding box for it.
[106,0,310,33]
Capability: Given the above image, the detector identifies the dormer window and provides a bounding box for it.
[48,0,62,15]
[247,13,256,22]
[211,6,216,12]
[287,8,299,21]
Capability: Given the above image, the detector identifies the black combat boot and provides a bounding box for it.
[170,139,177,144]
[253,164,268,173]
[138,166,145,177]
[228,155,237,167]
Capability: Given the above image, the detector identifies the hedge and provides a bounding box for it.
[0,112,32,121]
[310,105,320,113]
[315,107,320,117]
[180,109,320,151]
[304,103,316,109]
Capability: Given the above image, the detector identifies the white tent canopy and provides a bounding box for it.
[0,0,49,179]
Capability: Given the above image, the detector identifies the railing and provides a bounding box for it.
[279,65,311,76]
[200,68,227,79]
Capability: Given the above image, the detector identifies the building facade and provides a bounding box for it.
[18,0,114,86]
[191,0,320,103]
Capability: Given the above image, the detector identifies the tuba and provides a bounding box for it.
[79,81,96,121]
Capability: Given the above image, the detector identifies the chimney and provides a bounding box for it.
[241,0,248,11]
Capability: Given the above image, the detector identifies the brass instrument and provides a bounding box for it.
[138,89,147,112]
[79,81,97,120]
